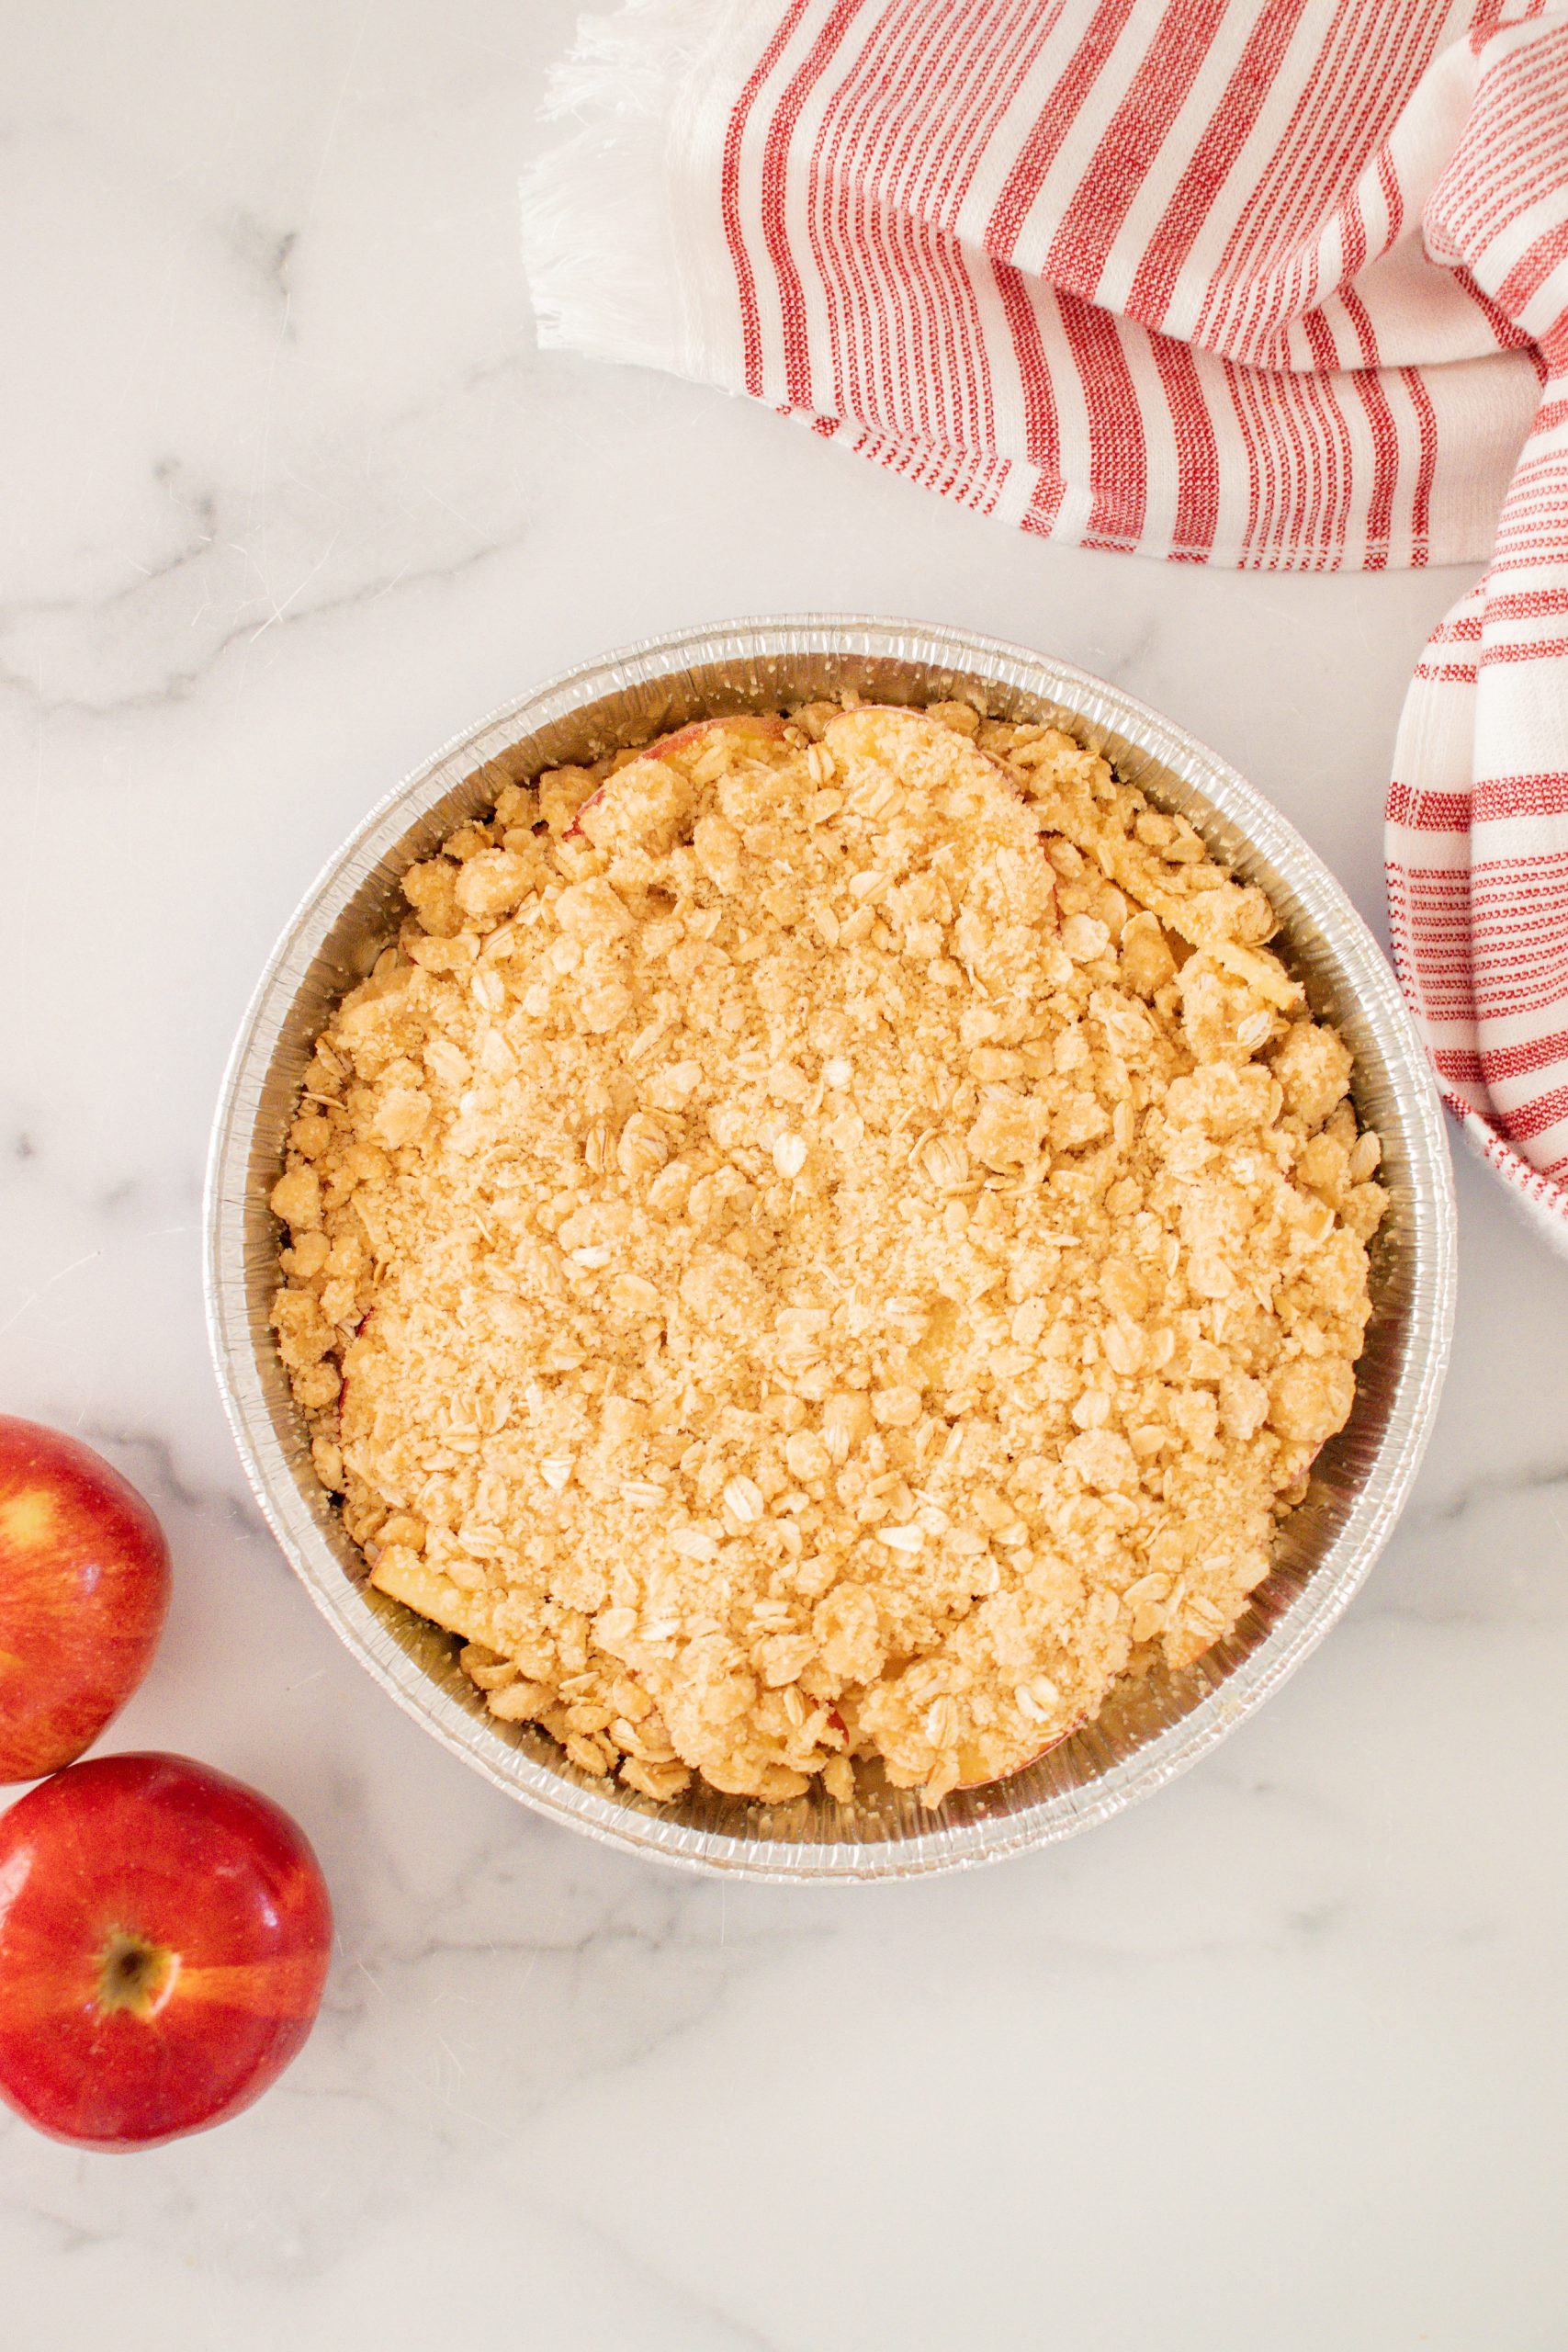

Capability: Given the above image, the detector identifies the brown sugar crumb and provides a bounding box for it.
[270,703,1384,1810]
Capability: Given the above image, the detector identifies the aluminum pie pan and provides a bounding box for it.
[206,616,1455,1883]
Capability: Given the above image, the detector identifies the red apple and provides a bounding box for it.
[0,1419,172,1784]
[0,1752,333,2149]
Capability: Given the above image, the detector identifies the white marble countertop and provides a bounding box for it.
[5,5,1568,2346]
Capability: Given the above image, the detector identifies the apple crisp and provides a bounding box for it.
[270,701,1385,1809]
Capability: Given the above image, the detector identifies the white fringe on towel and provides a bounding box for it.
[522,0,736,378]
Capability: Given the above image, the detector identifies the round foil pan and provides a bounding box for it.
[206,617,1456,1882]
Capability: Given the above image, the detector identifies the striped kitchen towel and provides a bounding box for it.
[523,0,1568,1251]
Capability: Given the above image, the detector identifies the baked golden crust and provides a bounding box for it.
[271,701,1383,1808]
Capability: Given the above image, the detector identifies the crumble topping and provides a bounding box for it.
[271,701,1385,1809]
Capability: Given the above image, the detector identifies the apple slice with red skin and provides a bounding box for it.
[560,713,788,846]
[649,713,788,760]
[823,1705,1080,1798]
[336,1308,373,1419]
[955,1718,1084,1792]
[0,1418,172,1785]
[0,1752,333,2149]
[823,703,1047,828]
[820,704,1062,924]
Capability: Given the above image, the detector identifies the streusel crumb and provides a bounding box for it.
[271,703,1384,1808]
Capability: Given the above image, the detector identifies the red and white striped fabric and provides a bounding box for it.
[524,0,1568,1250]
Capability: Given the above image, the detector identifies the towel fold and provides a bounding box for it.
[525,0,1568,1250]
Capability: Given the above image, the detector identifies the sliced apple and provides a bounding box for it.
[561,715,789,846]
[645,713,787,764]
[367,1546,502,1650]
[821,705,1044,844]
[954,1717,1085,1792]
[822,703,1015,785]
[558,788,604,847]
[822,705,1284,970]
[336,1308,372,1418]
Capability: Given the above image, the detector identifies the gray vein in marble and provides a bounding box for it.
[1182,1754,1347,1826]
[532,2198,782,2352]
[349,1806,823,1984]
[0,485,531,720]
[74,1416,262,1535]
[1402,1453,1568,1535]
[0,319,538,718]
[32,1785,828,2282]
[1,2206,124,2262]
[9,520,219,625]
[1338,1457,1568,1628]
[1094,609,1157,688]
[226,215,299,314]
[3,1148,204,1228]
